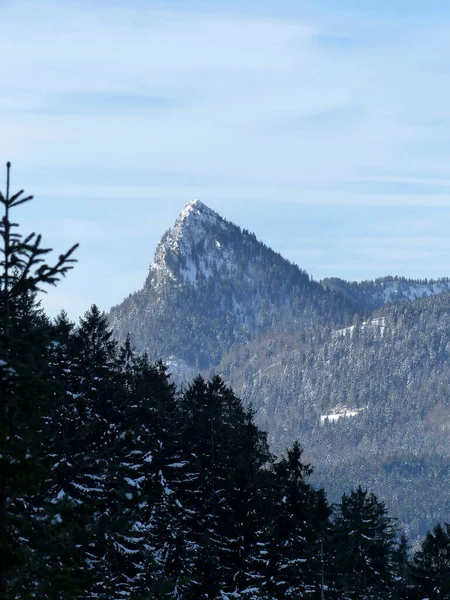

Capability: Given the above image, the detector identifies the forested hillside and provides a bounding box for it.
[322,276,450,311]
[216,293,450,542]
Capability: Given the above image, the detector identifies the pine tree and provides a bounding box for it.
[312,488,334,600]
[175,376,227,597]
[0,163,77,597]
[112,351,181,598]
[411,523,450,600]
[219,402,273,596]
[333,486,396,600]
[36,309,91,598]
[38,305,123,597]
[175,376,274,598]
[248,441,329,600]
[70,305,124,596]
[196,392,273,597]
[43,318,181,598]
[391,534,411,600]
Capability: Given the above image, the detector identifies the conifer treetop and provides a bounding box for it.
[0,162,79,303]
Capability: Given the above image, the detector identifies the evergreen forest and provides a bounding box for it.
[2,168,450,600]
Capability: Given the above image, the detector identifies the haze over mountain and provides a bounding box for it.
[110,200,450,542]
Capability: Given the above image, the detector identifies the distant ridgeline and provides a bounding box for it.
[322,274,450,311]
[110,200,450,546]
[3,174,450,598]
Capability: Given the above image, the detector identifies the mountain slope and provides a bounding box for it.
[110,200,356,369]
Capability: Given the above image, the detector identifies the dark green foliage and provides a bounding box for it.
[250,442,329,599]
[175,376,273,598]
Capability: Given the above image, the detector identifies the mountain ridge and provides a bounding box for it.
[323,275,450,311]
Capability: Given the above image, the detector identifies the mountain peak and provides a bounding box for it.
[178,199,220,226]
[149,200,227,287]
[171,198,225,247]
[183,198,210,212]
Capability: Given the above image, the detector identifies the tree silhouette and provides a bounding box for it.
[0,163,78,596]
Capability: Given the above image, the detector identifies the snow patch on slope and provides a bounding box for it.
[333,317,388,340]
[320,405,367,424]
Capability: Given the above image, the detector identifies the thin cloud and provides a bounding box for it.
[1,0,450,317]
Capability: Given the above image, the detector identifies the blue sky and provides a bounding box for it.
[2,0,450,320]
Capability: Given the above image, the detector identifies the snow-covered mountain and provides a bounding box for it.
[109,199,356,369]
[322,275,450,311]
[110,199,450,373]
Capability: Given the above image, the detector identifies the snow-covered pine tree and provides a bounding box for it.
[333,486,397,600]
[214,401,273,596]
[176,376,274,599]
[247,441,328,600]
[110,349,182,597]
[41,305,124,597]
[36,309,92,597]
[174,376,224,598]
